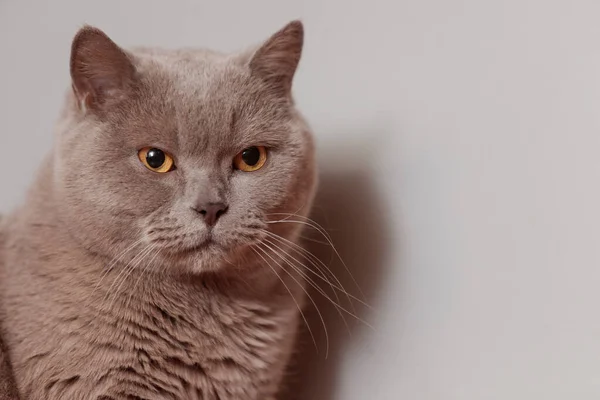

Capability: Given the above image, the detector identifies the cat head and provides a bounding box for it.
[53,21,317,275]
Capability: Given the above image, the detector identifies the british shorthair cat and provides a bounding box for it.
[0,20,317,399]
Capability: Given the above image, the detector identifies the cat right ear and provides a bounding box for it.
[70,26,136,113]
[247,20,304,98]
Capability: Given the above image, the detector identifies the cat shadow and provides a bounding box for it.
[282,160,391,400]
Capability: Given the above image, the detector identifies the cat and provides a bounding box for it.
[0,20,317,399]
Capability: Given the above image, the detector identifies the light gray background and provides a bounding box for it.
[1,1,600,399]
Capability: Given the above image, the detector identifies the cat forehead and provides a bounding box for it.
[121,48,290,149]
[132,48,276,114]
[133,48,246,93]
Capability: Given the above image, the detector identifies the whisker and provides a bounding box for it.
[99,244,149,311]
[266,231,347,292]
[266,204,309,222]
[263,233,353,320]
[251,246,320,356]
[262,238,372,329]
[104,243,155,312]
[256,243,330,358]
[261,238,350,333]
[109,243,157,311]
[87,237,145,308]
[266,216,366,300]
[267,213,335,240]
[124,246,162,310]
[263,230,373,311]
[298,234,331,246]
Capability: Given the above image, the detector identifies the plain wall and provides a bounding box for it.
[2,1,600,399]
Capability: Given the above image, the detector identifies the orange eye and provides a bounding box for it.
[138,147,175,173]
[233,146,267,172]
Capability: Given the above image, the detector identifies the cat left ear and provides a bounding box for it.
[248,20,304,97]
[70,26,136,113]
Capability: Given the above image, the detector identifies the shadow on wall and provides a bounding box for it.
[281,148,392,400]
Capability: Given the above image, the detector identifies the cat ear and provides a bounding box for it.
[70,26,136,112]
[248,20,304,97]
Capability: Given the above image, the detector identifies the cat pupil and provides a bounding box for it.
[146,148,165,169]
[242,147,260,166]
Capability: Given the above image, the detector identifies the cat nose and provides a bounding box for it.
[193,202,228,227]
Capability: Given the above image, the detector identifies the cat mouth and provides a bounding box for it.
[177,237,220,255]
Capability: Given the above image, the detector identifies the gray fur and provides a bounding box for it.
[0,21,316,399]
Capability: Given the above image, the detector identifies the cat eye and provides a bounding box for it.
[138,147,175,173]
[233,146,267,172]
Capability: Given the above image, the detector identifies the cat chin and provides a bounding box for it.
[156,240,244,275]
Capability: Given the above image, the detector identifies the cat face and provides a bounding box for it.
[54,22,317,274]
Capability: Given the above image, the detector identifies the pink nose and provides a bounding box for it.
[193,202,228,227]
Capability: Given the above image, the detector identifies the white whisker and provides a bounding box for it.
[266,216,366,300]
[124,246,162,310]
[251,246,320,356]
[87,237,145,308]
[262,238,373,329]
[299,234,331,246]
[261,238,350,333]
[264,230,373,311]
[104,243,155,312]
[256,243,330,358]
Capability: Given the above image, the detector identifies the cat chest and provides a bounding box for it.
[113,312,284,395]
[35,302,293,399]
